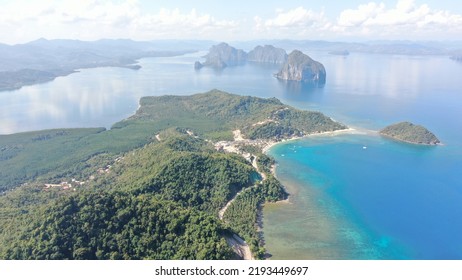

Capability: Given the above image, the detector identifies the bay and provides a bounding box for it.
[266,133,462,259]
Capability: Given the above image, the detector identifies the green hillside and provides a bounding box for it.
[0,90,346,259]
[379,121,440,145]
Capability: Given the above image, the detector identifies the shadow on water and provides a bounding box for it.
[277,80,325,102]
[195,65,226,76]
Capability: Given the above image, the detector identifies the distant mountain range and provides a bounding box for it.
[2,38,462,91]
[230,39,462,56]
[0,38,206,91]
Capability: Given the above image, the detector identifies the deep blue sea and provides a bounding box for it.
[1,49,461,259]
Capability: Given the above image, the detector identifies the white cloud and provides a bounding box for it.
[263,7,327,28]
[337,2,386,27]
[335,0,462,39]
[1,0,462,43]
[252,0,462,40]
[254,7,331,38]
[131,8,239,40]
[0,0,238,43]
[136,8,237,32]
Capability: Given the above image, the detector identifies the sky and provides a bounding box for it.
[1,0,462,44]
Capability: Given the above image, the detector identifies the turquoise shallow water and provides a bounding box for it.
[266,133,462,259]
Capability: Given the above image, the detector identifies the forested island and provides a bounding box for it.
[0,90,346,260]
[379,121,440,145]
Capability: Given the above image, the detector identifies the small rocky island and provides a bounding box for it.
[247,45,287,64]
[195,43,289,70]
[195,44,327,85]
[380,121,440,145]
[194,42,247,69]
[275,50,326,84]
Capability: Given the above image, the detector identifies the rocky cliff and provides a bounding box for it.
[247,45,287,64]
[196,42,247,69]
[275,50,326,84]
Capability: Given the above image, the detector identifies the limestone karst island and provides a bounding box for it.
[194,43,326,85]
[275,50,326,84]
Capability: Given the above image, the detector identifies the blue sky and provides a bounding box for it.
[1,0,462,44]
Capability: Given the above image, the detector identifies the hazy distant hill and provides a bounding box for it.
[247,45,287,64]
[232,39,462,56]
[196,43,290,69]
[450,50,462,62]
[0,38,198,91]
[4,38,461,91]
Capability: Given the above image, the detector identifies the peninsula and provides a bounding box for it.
[0,38,193,91]
[0,90,346,260]
[379,121,440,145]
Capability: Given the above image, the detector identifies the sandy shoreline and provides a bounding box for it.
[261,127,373,203]
[262,127,360,154]
[217,126,370,259]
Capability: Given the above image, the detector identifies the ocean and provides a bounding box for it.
[263,52,462,260]
[1,49,461,259]
[266,132,462,259]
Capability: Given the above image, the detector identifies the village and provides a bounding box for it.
[43,156,124,191]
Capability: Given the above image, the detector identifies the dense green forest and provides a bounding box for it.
[379,121,440,145]
[0,90,345,192]
[121,90,346,141]
[0,133,255,259]
[223,153,286,259]
[1,192,234,260]
[0,90,346,259]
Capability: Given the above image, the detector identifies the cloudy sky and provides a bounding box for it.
[1,0,462,44]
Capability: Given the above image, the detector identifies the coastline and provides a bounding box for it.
[262,127,359,154]
[261,127,362,208]
[379,133,444,146]
[215,128,329,259]
[203,122,443,259]
[259,127,364,259]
